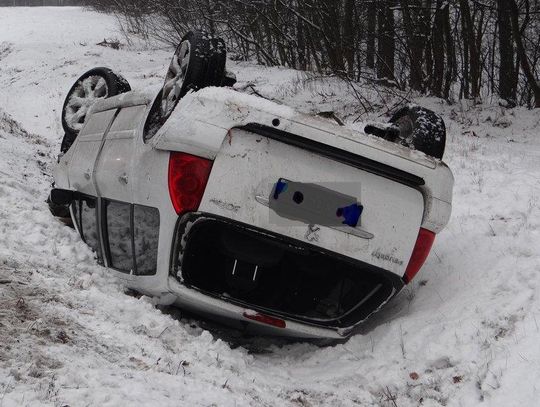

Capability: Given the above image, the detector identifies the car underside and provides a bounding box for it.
[49,30,454,339]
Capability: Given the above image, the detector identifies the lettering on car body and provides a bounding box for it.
[371,249,404,266]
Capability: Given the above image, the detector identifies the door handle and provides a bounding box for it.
[119,173,129,184]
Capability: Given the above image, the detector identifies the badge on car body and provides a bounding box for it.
[304,224,321,242]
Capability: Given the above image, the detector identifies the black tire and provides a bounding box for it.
[61,67,131,149]
[143,89,163,142]
[389,105,446,159]
[205,37,226,87]
[160,31,211,120]
[145,32,227,140]
[60,132,76,154]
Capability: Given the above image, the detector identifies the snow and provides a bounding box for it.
[1,7,540,407]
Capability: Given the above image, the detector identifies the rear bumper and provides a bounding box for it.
[169,278,346,339]
[170,213,404,338]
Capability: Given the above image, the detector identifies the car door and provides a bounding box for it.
[67,109,117,196]
[93,105,147,203]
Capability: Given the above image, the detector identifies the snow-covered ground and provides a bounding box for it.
[1,7,539,407]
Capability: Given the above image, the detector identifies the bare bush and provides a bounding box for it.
[87,0,540,108]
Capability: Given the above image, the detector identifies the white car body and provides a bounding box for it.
[53,87,454,339]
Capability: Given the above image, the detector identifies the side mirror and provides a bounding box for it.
[49,189,76,205]
[222,70,237,87]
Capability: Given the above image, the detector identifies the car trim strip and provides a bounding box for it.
[240,123,425,187]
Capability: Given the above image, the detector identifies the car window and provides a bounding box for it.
[80,196,101,257]
[104,200,133,273]
[133,205,160,276]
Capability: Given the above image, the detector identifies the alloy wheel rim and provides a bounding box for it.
[161,40,191,119]
[65,75,108,132]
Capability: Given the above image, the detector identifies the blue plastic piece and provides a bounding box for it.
[273,179,288,199]
[336,204,363,227]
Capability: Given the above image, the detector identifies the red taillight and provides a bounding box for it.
[243,311,286,329]
[168,152,213,215]
[403,228,436,284]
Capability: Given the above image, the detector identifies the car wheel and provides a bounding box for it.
[144,32,226,140]
[160,31,211,120]
[61,67,131,152]
[389,105,446,159]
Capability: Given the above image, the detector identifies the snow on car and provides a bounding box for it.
[48,31,453,339]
